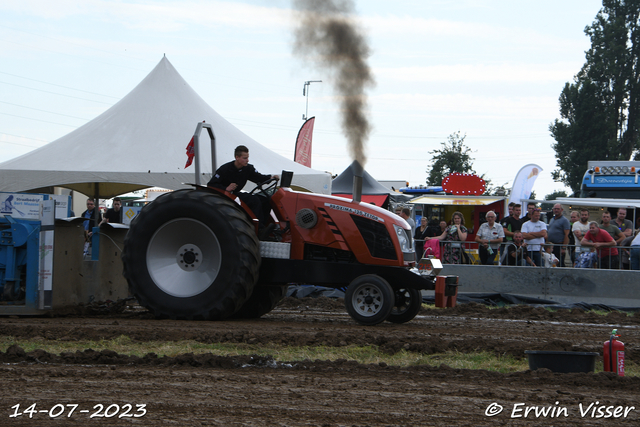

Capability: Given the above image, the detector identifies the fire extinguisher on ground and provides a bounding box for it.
[603,329,624,376]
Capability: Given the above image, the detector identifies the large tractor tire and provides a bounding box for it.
[387,288,422,324]
[344,274,394,326]
[122,189,260,320]
[231,284,288,319]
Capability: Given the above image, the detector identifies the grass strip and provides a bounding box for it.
[2,335,630,375]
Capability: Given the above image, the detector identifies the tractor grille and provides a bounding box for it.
[350,215,397,260]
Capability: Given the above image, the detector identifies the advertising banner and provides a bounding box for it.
[509,164,542,217]
[294,117,315,168]
[0,193,44,219]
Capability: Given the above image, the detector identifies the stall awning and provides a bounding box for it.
[555,197,640,209]
[409,195,505,206]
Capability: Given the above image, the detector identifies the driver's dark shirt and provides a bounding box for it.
[207,160,271,194]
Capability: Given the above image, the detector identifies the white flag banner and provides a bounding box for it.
[509,164,542,217]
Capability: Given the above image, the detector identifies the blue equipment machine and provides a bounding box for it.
[0,192,130,315]
[0,216,41,309]
[0,193,60,314]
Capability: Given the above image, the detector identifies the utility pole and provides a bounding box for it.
[302,80,322,120]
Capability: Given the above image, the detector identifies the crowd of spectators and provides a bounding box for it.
[407,201,640,269]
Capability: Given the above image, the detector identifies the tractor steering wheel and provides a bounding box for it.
[249,177,279,197]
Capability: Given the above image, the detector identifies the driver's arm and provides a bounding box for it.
[248,165,273,184]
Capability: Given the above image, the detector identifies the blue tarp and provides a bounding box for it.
[286,286,640,312]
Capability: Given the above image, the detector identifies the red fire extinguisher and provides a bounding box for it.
[603,329,625,376]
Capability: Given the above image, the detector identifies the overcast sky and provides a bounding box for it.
[0,0,605,197]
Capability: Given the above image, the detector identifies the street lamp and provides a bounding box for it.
[302,80,322,120]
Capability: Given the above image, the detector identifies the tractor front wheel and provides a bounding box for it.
[387,288,422,324]
[344,275,394,326]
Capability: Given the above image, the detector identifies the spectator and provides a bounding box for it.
[426,211,468,264]
[438,221,447,235]
[547,203,570,267]
[542,243,559,268]
[81,198,102,240]
[506,232,534,266]
[500,203,513,240]
[475,211,504,265]
[100,197,123,225]
[414,216,430,259]
[521,208,547,267]
[599,211,625,245]
[501,203,522,243]
[572,209,590,253]
[567,211,578,265]
[629,229,640,270]
[424,218,441,238]
[581,221,619,269]
[81,198,102,258]
[575,250,598,268]
[522,202,536,222]
[614,208,634,238]
[400,208,416,235]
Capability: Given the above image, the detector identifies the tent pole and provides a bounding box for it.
[94,183,100,230]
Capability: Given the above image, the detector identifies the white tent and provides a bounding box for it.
[0,56,331,198]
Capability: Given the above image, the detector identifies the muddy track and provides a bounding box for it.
[2,298,640,425]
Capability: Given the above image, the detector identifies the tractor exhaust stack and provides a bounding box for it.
[352,160,363,203]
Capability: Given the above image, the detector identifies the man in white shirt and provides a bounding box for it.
[572,209,590,252]
[474,211,504,265]
[521,208,547,267]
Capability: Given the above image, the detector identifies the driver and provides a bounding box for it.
[207,145,279,227]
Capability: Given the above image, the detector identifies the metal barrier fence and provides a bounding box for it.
[415,239,640,270]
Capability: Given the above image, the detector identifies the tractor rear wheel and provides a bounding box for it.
[122,189,260,320]
[344,275,394,326]
[231,284,288,319]
[387,288,422,324]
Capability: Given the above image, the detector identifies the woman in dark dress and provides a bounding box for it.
[414,216,430,259]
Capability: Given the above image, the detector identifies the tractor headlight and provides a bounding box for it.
[393,224,412,253]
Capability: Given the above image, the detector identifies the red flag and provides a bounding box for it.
[185,137,195,168]
[294,117,315,167]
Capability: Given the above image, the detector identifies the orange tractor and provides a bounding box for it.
[122,123,454,325]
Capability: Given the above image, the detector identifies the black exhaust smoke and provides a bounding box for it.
[292,0,374,171]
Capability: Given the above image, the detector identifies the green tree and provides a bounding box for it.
[541,190,568,210]
[426,132,475,186]
[550,0,640,194]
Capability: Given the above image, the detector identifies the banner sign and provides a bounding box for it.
[294,117,315,167]
[442,173,485,195]
[509,164,542,216]
[0,193,44,220]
